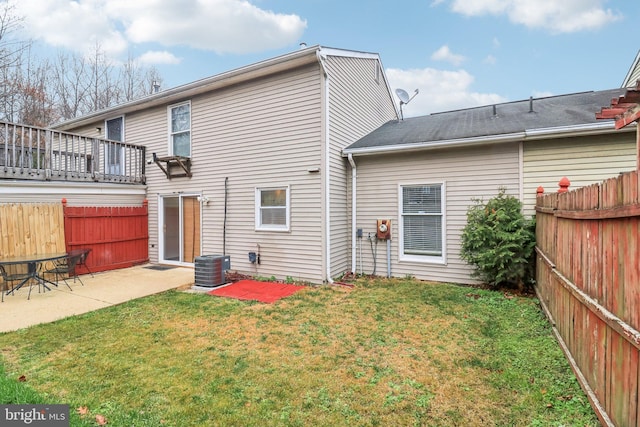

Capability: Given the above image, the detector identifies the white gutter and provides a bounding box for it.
[317,50,334,284]
[524,121,627,139]
[348,154,357,274]
[343,132,525,156]
[343,121,637,157]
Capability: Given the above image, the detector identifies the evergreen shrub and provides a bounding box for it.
[460,189,536,289]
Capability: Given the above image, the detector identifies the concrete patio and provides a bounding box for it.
[0,264,195,333]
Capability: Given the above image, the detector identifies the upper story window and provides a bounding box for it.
[105,116,124,175]
[169,101,191,157]
[399,183,446,264]
[255,186,290,232]
[106,116,123,142]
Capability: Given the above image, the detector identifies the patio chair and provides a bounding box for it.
[44,252,85,290]
[0,264,32,302]
[74,248,94,278]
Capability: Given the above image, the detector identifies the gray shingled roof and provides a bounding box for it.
[344,88,626,154]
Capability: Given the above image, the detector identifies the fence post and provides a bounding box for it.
[558,177,570,193]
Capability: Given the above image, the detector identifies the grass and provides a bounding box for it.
[0,277,598,426]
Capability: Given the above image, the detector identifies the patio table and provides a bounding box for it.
[1,252,68,299]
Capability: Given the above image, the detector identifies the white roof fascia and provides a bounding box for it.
[524,121,635,139]
[342,132,526,157]
[343,121,636,157]
[318,46,382,60]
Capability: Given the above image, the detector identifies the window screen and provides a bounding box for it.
[170,103,191,157]
[402,185,443,256]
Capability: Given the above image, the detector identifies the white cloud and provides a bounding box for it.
[11,0,307,56]
[10,0,128,56]
[386,67,507,117]
[138,51,182,65]
[449,0,622,33]
[483,54,497,64]
[431,45,465,66]
[532,90,554,98]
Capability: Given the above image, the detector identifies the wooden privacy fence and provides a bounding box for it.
[0,203,66,288]
[536,171,640,427]
[63,200,149,274]
[0,203,66,257]
[0,201,148,283]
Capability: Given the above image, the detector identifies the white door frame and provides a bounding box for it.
[158,193,202,266]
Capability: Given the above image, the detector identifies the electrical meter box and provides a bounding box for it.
[376,219,391,240]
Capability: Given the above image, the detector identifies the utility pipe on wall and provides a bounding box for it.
[348,153,357,275]
[387,239,391,278]
[317,50,333,284]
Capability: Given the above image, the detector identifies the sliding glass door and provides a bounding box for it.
[160,194,201,264]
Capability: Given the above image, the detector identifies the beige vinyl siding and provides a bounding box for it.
[122,63,326,283]
[623,53,640,88]
[353,142,519,285]
[625,69,640,87]
[523,131,636,217]
[123,104,167,263]
[323,55,397,278]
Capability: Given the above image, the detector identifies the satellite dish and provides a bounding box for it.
[395,88,419,120]
[396,88,410,104]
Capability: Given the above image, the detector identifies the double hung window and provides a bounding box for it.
[169,102,191,157]
[400,183,445,263]
[255,187,290,231]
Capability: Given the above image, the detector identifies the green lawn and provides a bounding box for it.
[0,277,598,426]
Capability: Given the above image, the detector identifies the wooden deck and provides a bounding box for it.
[0,121,146,184]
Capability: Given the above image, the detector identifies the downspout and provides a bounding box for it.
[348,154,357,274]
[317,50,334,284]
[518,141,524,204]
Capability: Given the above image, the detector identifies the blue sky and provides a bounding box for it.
[10,0,638,117]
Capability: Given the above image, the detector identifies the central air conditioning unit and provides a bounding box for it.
[194,254,231,287]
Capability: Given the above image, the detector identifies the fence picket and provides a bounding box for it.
[535,170,640,426]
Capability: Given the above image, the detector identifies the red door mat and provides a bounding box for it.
[208,280,304,303]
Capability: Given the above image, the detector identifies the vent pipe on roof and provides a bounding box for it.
[492,104,497,117]
[529,96,534,113]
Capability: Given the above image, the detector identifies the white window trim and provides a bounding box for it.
[167,100,191,157]
[104,116,125,175]
[255,186,290,232]
[398,182,447,265]
[104,115,125,141]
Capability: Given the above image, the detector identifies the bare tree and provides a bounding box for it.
[0,4,164,125]
[0,2,32,123]
[120,54,163,100]
[50,51,89,120]
[15,49,54,126]
[0,2,28,67]
[49,45,165,122]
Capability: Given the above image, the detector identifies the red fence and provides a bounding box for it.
[62,200,149,274]
[535,171,640,427]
